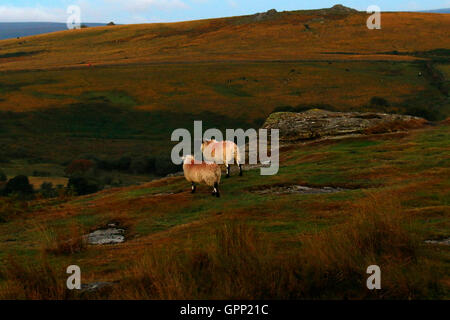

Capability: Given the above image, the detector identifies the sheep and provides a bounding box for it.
[201,139,242,178]
[183,155,221,197]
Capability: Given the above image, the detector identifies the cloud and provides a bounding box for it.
[0,6,65,22]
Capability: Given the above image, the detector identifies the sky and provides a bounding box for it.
[0,0,449,24]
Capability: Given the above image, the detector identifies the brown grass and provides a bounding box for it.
[105,193,443,299]
[0,192,445,299]
[39,223,87,256]
[111,221,281,299]
[28,177,68,189]
[0,12,447,73]
[365,119,428,135]
[298,193,421,298]
[0,254,71,300]
[0,196,32,222]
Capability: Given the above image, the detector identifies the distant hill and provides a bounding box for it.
[0,22,106,40]
[419,8,450,13]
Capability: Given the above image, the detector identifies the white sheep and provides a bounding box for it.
[201,139,242,178]
[183,155,221,197]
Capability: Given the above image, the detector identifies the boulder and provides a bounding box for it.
[254,9,278,21]
[328,4,358,14]
[262,109,426,142]
[87,228,125,245]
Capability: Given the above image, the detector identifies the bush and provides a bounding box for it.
[116,157,132,171]
[94,156,175,177]
[40,182,58,198]
[154,157,179,176]
[4,175,33,196]
[65,159,94,176]
[40,224,87,255]
[0,170,6,182]
[408,106,441,121]
[130,158,149,174]
[68,177,100,196]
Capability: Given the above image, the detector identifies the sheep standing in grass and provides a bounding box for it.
[201,139,242,178]
[183,155,221,197]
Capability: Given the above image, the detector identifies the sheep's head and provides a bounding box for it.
[182,155,195,165]
[201,139,216,150]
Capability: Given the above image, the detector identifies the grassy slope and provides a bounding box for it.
[0,10,448,169]
[0,12,448,71]
[0,9,449,298]
[0,124,449,298]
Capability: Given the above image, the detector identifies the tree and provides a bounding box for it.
[4,175,34,196]
[0,170,6,182]
[68,177,99,196]
[65,159,94,176]
[155,157,179,176]
[40,182,58,198]
[116,157,132,171]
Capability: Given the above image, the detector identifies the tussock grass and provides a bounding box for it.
[0,255,70,300]
[0,193,445,299]
[38,223,87,256]
[112,221,289,299]
[297,193,426,299]
[0,196,30,222]
[109,194,444,299]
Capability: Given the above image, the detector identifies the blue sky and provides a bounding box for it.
[1,0,449,23]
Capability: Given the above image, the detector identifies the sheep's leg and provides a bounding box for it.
[213,182,220,198]
[236,157,243,177]
[225,161,230,178]
[191,182,196,193]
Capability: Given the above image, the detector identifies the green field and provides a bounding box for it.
[0,8,449,300]
[0,123,449,299]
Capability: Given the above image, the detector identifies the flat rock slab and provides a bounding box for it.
[81,281,115,292]
[87,228,125,245]
[425,238,450,246]
[262,109,426,142]
[254,185,346,195]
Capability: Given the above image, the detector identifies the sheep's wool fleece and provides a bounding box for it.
[183,159,221,187]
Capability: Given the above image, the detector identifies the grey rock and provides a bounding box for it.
[166,171,184,177]
[87,228,125,245]
[81,281,115,292]
[254,185,346,195]
[425,238,450,246]
[328,4,358,14]
[254,9,278,21]
[262,109,426,142]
